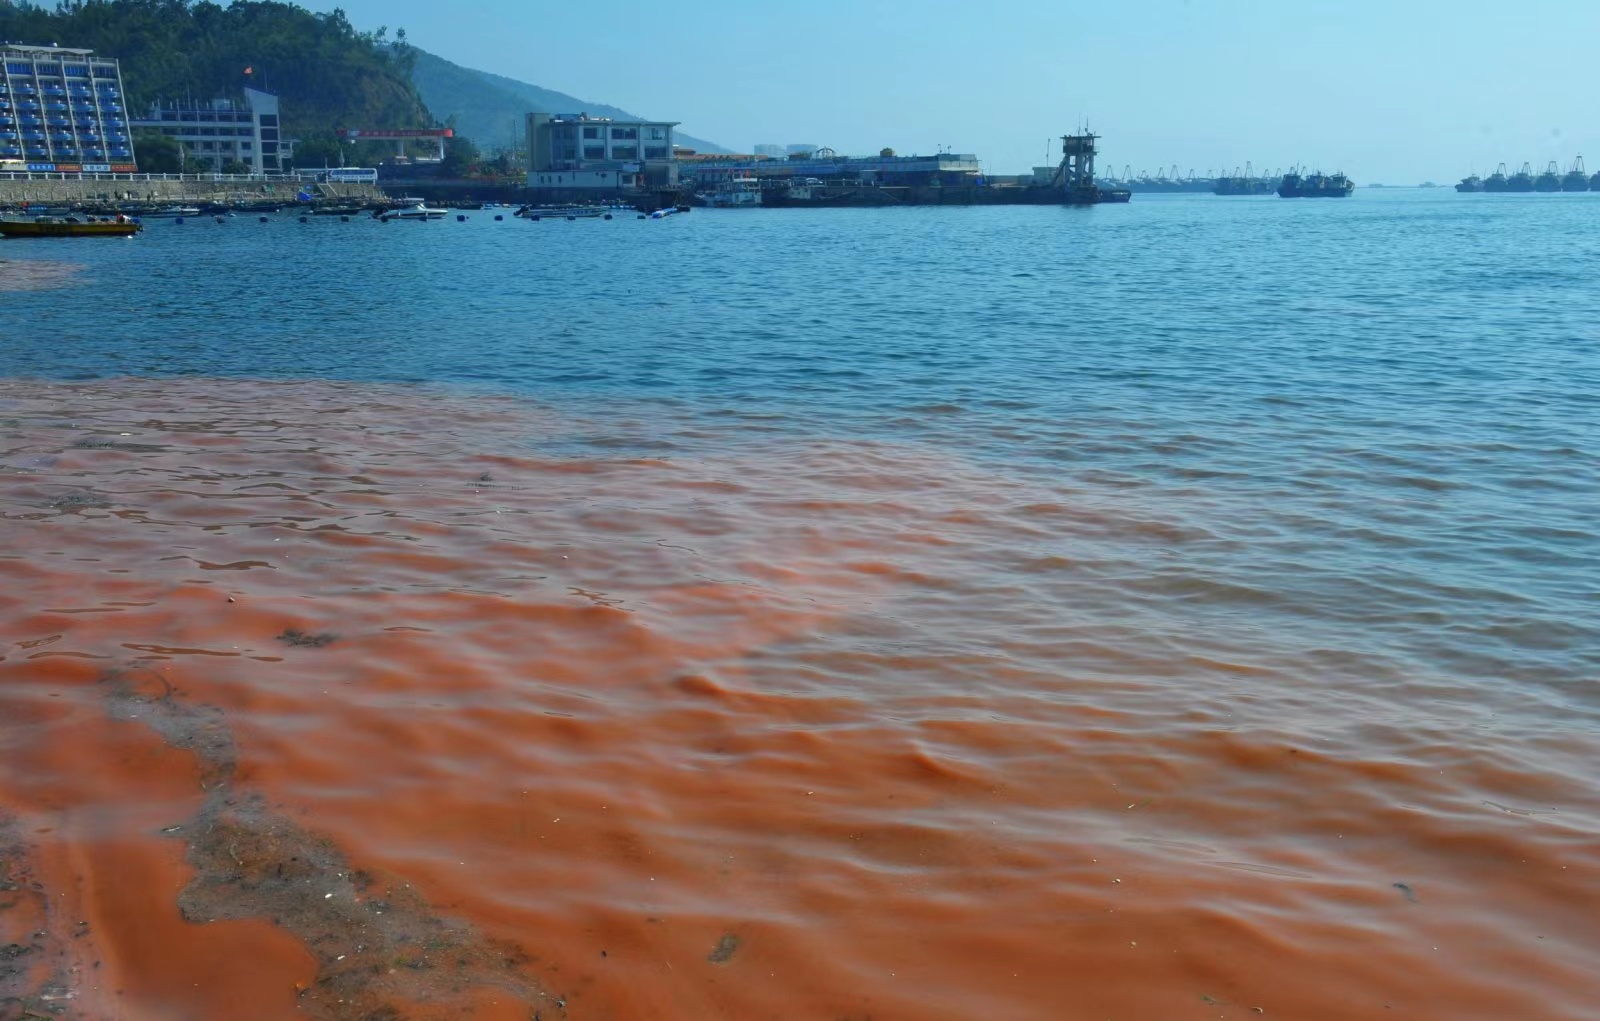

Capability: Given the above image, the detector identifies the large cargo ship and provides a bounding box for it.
[1277,169,1354,198]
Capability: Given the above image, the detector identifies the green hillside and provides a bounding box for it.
[0,0,431,146]
[411,49,729,155]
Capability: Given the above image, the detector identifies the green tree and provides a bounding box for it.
[132,129,182,173]
[292,136,342,169]
[481,151,516,178]
[220,157,251,175]
[439,134,479,178]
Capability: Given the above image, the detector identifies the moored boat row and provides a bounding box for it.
[1458,158,1595,193]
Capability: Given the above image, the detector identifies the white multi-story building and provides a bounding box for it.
[525,112,678,192]
[130,88,292,175]
[0,43,134,170]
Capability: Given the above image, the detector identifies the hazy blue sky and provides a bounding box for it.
[314,0,1599,181]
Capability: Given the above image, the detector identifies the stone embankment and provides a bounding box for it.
[0,177,382,207]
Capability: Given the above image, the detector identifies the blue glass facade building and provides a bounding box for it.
[0,43,134,171]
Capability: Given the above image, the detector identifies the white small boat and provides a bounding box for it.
[701,176,762,208]
[379,201,447,222]
[142,205,201,219]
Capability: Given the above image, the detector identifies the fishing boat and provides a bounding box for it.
[700,176,763,208]
[0,216,141,238]
[1278,168,1355,198]
[1562,157,1589,192]
[1534,161,1562,193]
[515,204,610,221]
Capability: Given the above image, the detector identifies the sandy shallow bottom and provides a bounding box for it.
[0,378,1596,1021]
[0,260,84,293]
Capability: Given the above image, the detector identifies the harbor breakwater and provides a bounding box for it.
[0,178,382,208]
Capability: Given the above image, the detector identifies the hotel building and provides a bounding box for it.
[130,87,292,174]
[0,43,134,170]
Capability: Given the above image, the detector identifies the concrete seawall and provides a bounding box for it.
[0,178,382,207]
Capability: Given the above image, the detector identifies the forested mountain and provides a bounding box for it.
[0,0,430,150]
[410,49,728,156]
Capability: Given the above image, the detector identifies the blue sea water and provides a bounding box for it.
[4,189,1600,1018]
[4,192,1596,696]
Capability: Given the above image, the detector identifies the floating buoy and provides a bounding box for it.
[258,216,268,223]
[214,216,224,224]
[174,217,184,224]
[494,214,503,221]
[531,215,541,222]
[604,213,613,220]
[299,216,308,223]
[637,214,646,219]
[456,214,467,222]
[567,215,576,221]
[341,215,350,222]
